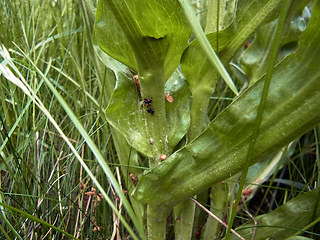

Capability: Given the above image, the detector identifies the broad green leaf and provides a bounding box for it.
[239,1,311,84]
[105,70,190,157]
[165,71,191,151]
[219,0,282,64]
[105,72,152,157]
[94,0,191,81]
[133,1,320,207]
[228,189,320,240]
[94,1,135,71]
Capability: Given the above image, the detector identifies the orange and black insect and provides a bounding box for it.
[133,74,140,92]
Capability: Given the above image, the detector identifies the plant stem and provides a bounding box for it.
[188,89,213,140]
[147,205,170,240]
[173,200,195,240]
[139,67,167,167]
[202,182,227,239]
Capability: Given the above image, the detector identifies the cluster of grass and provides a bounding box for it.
[0,0,319,239]
[0,0,120,239]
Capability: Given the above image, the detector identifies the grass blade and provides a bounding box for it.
[178,0,239,96]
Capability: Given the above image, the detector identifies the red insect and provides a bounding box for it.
[129,173,138,186]
[244,40,250,49]
[159,154,167,161]
[133,74,140,92]
[165,93,174,103]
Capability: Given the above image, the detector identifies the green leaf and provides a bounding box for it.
[165,71,191,151]
[239,1,311,84]
[228,189,320,240]
[94,44,131,77]
[94,0,191,81]
[180,0,283,95]
[244,139,298,197]
[205,0,237,33]
[94,1,135,71]
[133,1,320,207]
[219,0,282,64]
[95,0,192,167]
[181,26,233,96]
[105,73,152,156]
[105,70,190,157]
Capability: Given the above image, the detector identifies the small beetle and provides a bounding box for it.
[147,108,154,115]
[159,154,167,161]
[144,98,153,106]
